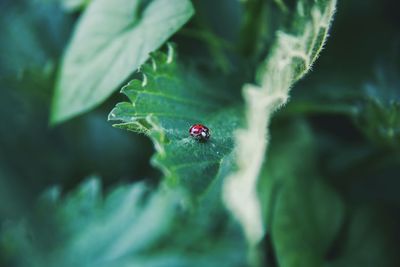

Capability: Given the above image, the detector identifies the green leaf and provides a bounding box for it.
[223,0,338,245]
[272,179,343,267]
[355,64,400,148]
[108,0,338,253]
[109,49,244,196]
[259,121,344,267]
[326,208,400,267]
[1,177,248,267]
[283,57,400,148]
[51,0,194,124]
[62,0,91,12]
[0,1,70,75]
[1,178,182,267]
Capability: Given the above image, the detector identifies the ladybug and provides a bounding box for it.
[189,124,210,142]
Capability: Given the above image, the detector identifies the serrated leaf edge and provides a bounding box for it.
[108,48,175,180]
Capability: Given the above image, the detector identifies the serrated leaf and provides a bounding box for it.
[51,0,194,124]
[109,50,244,196]
[223,0,337,245]
[1,177,248,267]
[1,177,182,267]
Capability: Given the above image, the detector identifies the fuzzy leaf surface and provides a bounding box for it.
[223,0,338,245]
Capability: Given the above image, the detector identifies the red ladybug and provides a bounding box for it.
[189,124,210,142]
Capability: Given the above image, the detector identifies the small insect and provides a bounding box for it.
[189,124,210,142]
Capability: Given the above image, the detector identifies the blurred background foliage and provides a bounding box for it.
[0,0,400,266]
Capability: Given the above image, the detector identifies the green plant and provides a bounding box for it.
[1,0,400,267]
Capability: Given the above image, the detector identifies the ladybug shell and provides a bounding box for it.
[189,124,210,141]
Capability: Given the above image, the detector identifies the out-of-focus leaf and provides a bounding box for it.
[238,0,284,62]
[109,49,244,197]
[0,0,72,75]
[0,165,27,219]
[259,121,344,267]
[283,53,400,148]
[0,69,153,194]
[355,65,400,147]
[51,0,194,124]
[272,179,344,267]
[223,0,338,245]
[1,177,248,267]
[62,0,91,12]
[326,208,400,267]
[1,178,180,267]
